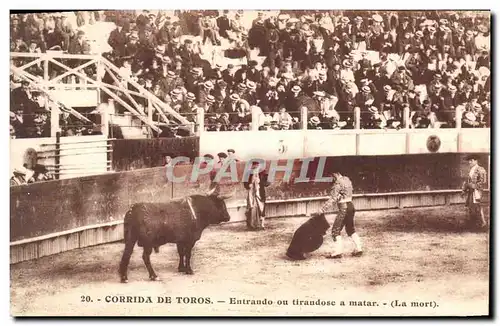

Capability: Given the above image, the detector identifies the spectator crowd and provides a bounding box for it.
[10,10,491,137]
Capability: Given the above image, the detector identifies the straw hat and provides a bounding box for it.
[310,116,321,124]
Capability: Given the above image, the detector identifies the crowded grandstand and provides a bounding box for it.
[10,10,490,139]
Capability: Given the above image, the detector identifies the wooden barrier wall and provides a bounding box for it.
[111,137,199,172]
[10,153,490,263]
[11,190,489,264]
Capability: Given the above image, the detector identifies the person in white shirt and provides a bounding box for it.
[259,110,273,128]
[340,59,355,84]
[118,59,133,87]
[475,25,490,57]
[273,107,293,126]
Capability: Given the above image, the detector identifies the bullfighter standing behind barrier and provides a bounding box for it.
[244,161,270,230]
[462,154,487,229]
[200,154,220,196]
[319,170,363,259]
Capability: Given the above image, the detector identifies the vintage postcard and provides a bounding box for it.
[9,9,490,317]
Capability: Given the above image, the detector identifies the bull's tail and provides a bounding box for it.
[124,206,159,253]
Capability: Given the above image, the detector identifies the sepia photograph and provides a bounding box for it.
[8,8,491,317]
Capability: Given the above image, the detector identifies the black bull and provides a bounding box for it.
[119,192,231,283]
[286,213,330,260]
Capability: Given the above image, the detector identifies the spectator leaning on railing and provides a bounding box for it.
[10,10,491,137]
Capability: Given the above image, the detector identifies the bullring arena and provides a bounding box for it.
[10,9,490,317]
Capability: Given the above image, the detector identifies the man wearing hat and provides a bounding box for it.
[425,26,438,51]
[157,70,176,95]
[463,29,477,61]
[462,154,487,229]
[476,51,490,70]
[135,10,150,31]
[108,19,128,57]
[124,31,140,57]
[227,149,239,162]
[244,160,271,231]
[200,13,219,46]
[282,85,302,116]
[340,59,355,84]
[156,17,172,43]
[207,119,227,132]
[196,80,214,105]
[185,67,203,93]
[222,64,236,88]
[475,24,490,55]
[10,15,21,40]
[452,25,466,56]
[428,73,444,96]
[336,16,351,40]
[320,94,344,129]
[397,31,415,57]
[200,153,215,171]
[202,94,216,119]
[11,80,33,110]
[180,92,198,121]
[222,93,241,125]
[308,116,322,130]
[412,30,425,52]
[178,38,195,69]
[57,14,74,51]
[241,81,257,106]
[246,60,261,84]
[215,152,228,169]
[210,63,223,80]
[317,169,363,259]
[199,154,220,195]
[309,71,337,98]
[356,51,371,71]
[351,16,368,50]
[29,96,51,138]
[217,10,231,39]
[138,24,158,50]
[234,82,248,98]
[397,16,413,38]
[269,120,280,130]
[167,88,183,107]
[213,80,228,102]
[441,84,460,117]
[368,14,385,51]
[356,85,375,108]
[68,30,91,55]
[166,37,181,58]
[391,66,413,91]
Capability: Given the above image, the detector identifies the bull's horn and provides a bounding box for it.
[206,187,216,196]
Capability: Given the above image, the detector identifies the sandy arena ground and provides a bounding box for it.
[10,205,490,317]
